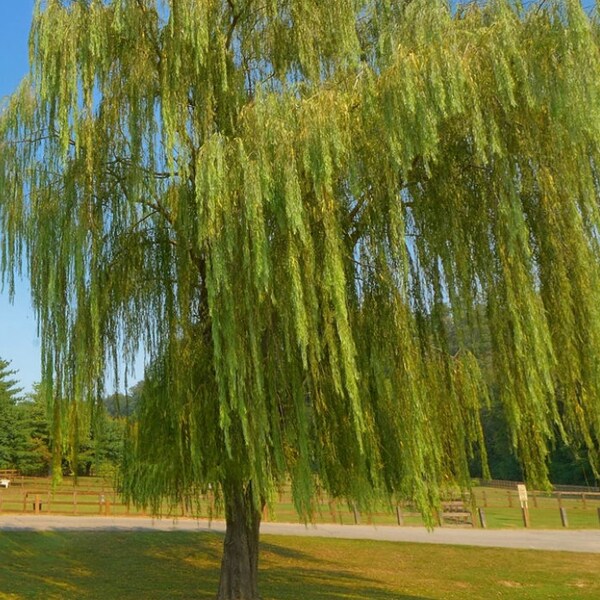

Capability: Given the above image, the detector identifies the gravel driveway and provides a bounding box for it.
[1,514,599,553]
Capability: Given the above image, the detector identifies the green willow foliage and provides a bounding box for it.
[1,0,600,519]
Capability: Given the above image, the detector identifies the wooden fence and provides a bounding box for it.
[1,477,600,529]
[477,478,600,493]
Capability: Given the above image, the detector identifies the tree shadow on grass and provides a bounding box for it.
[0,531,431,599]
[259,539,427,600]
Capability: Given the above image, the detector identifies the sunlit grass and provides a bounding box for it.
[0,531,598,599]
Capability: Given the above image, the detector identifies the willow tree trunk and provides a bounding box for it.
[217,481,263,600]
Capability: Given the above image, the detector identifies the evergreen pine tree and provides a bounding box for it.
[0,358,24,469]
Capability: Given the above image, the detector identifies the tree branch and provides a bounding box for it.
[226,0,241,50]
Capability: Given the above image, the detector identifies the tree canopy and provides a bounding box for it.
[2,0,600,597]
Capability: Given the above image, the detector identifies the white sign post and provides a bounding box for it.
[517,484,530,527]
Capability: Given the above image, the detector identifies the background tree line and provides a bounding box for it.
[1,349,595,487]
[0,358,136,478]
[442,307,599,487]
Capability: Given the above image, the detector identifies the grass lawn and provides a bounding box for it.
[0,531,598,599]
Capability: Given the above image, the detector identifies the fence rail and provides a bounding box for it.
[477,479,600,493]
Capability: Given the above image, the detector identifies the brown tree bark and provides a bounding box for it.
[216,480,263,600]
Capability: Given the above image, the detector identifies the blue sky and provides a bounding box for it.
[0,1,38,394]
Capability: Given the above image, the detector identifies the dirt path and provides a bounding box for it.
[1,514,599,553]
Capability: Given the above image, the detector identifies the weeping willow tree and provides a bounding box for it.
[2,0,600,597]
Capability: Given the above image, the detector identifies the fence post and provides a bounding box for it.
[328,500,337,523]
[34,494,40,514]
[209,490,215,525]
[521,506,530,528]
[557,492,563,509]
[351,502,360,525]
[532,491,538,509]
[73,491,78,515]
[560,507,568,528]
[396,504,404,526]
[482,490,488,508]
[478,507,487,529]
[581,493,587,510]
[507,491,513,508]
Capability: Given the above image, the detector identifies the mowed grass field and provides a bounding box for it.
[0,531,598,599]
